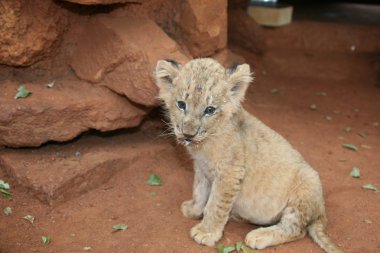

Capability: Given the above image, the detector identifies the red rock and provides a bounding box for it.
[228,8,266,56]
[0,131,168,205]
[0,80,147,148]
[0,0,68,66]
[177,0,227,57]
[212,49,246,67]
[69,19,128,83]
[70,16,189,106]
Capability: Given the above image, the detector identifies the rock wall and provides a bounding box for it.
[0,0,228,147]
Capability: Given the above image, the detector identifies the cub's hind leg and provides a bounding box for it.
[245,207,308,250]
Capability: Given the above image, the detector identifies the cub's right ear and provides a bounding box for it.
[155,59,182,92]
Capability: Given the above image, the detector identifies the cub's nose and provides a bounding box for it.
[183,133,196,141]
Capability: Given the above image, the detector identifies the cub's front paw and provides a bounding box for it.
[181,200,203,219]
[190,223,222,247]
[245,227,274,250]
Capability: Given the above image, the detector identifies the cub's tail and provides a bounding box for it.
[307,217,345,253]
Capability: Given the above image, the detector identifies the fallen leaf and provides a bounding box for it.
[150,191,157,197]
[3,207,12,215]
[223,245,236,253]
[23,214,35,224]
[241,245,258,253]
[309,104,317,110]
[47,81,55,88]
[338,158,347,162]
[362,184,379,192]
[325,116,332,121]
[217,244,224,253]
[358,132,367,138]
[270,88,279,94]
[14,85,32,99]
[0,189,12,197]
[112,224,128,232]
[0,180,10,190]
[350,167,360,178]
[42,236,51,245]
[342,144,358,152]
[364,219,372,224]
[83,246,92,251]
[147,174,164,186]
[343,127,352,133]
[236,241,243,251]
[333,110,341,114]
[361,144,371,149]
[261,70,267,76]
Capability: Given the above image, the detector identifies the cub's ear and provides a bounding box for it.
[155,59,182,92]
[227,63,253,103]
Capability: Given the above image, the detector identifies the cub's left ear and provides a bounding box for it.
[227,64,254,103]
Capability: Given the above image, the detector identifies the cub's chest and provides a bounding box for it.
[191,151,219,181]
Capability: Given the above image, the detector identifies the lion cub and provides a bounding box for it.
[155,58,344,253]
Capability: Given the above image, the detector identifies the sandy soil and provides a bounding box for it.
[1,17,380,253]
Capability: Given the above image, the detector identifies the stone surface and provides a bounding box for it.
[177,0,227,57]
[0,80,147,147]
[69,19,128,83]
[0,0,68,66]
[70,15,189,106]
[62,0,142,4]
[0,131,168,205]
[228,8,266,55]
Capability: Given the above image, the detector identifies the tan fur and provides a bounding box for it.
[155,58,345,253]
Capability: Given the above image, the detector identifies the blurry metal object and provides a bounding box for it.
[247,0,293,27]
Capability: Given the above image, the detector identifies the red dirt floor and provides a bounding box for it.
[1,19,380,253]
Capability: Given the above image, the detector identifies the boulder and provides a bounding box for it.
[228,8,266,55]
[0,131,168,205]
[177,0,227,57]
[0,80,147,147]
[0,0,68,66]
[70,15,189,106]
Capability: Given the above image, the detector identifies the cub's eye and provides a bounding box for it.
[176,101,186,111]
[204,106,216,116]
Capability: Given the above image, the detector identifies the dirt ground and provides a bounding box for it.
[1,10,380,253]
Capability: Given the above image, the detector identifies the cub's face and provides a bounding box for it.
[155,58,252,146]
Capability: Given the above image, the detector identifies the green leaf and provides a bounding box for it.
[223,245,236,253]
[42,236,50,245]
[112,224,128,231]
[150,191,157,197]
[270,88,279,94]
[83,246,92,251]
[23,214,35,224]
[147,174,163,186]
[362,184,379,192]
[0,189,12,197]
[14,85,32,99]
[342,144,358,152]
[0,180,10,190]
[47,81,55,88]
[350,167,360,178]
[3,206,12,215]
[241,245,258,253]
[236,241,243,251]
[343,127,352,133]
[217,244,224,253]
[309,104,317,110]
